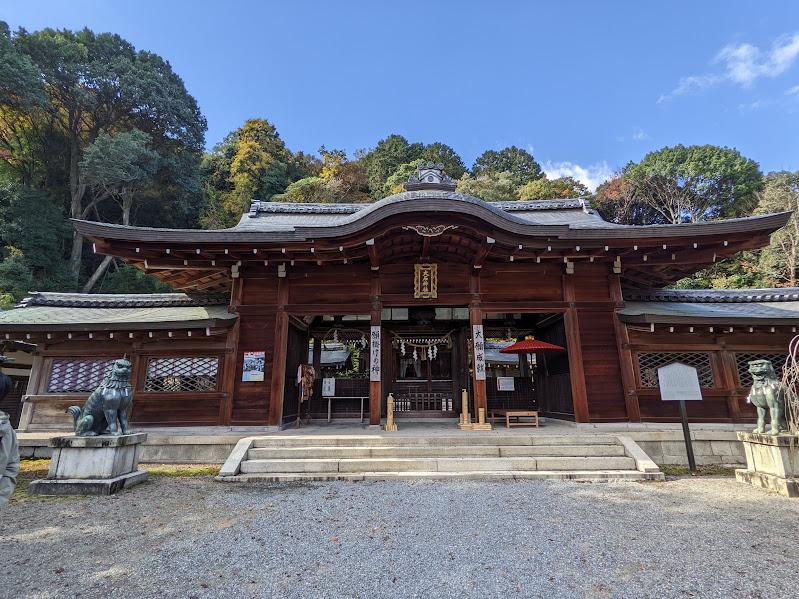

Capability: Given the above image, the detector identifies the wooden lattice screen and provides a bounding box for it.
[636,352,714,388]
[47,357,119,393]
[143,357,219,392]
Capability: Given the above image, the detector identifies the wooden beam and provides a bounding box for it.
[472,237,495,269]
[366,238,380,271]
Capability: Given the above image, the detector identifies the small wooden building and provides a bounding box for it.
[1,165,795,431]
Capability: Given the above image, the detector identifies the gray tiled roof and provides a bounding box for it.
[619,288,799,324]
[623,288,799,303]
[0,293,235,331]
[19,292,229,308]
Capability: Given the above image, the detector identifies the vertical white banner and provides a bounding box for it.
[472,324,486,381]
[369,325,381,382]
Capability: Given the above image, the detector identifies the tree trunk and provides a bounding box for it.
[81,255,113,293]
[81,193,134,294]
[67,117,86,280]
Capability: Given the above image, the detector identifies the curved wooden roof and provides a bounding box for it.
[71,191,791,292]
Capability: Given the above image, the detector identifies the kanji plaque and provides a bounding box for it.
[414,263,438,299]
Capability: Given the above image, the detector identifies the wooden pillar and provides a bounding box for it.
[219,320,240,425]
[469,270,487,418]
[716,350,743,421]
[369,273,382,425]
[609,274,641,422]
[268,277,289,426]
[563,276,590,423]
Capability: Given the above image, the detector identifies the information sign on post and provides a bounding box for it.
[657,362,702,471]
[369,326,381,382]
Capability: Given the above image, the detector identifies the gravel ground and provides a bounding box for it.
[1,476,798,599]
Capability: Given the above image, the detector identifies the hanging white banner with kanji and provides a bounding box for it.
[472,324,486,381]
[369,325,381,382]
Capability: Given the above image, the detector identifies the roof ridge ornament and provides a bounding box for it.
[404,162,456,192]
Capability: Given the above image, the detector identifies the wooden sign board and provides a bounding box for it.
[369,326,381,382]
[472,324,486,381]
[496,377,515,392]
[657,363,702,401]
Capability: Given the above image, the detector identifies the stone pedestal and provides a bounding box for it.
[28,433,148,496]
[735,432,799,497]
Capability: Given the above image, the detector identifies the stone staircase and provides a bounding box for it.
[216,434,663,482]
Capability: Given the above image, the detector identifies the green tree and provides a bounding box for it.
[2,25,206,278]
[419,143,466,180]
[755,171,799,286]
[593,175,664,225]
[360,134,424,199]
[623,144,763,224]
[455,171,518,201]
[518,176,588,200]
[471,146,543,187]
[0,178,73,301]
[383,159,424,196]
[202,119,292,222]
[78,129,161,291]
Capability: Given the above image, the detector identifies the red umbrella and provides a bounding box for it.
[499,336,565,354]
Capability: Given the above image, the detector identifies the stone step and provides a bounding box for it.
[238,455,636,474]
[250,434,620,449]
[246,444,626,460]
[218,470,664,483]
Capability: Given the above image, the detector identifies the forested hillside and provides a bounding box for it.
[1,23,797,303]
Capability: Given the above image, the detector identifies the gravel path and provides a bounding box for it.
[1,476,797,599]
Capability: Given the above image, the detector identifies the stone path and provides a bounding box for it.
[2,476,797,598]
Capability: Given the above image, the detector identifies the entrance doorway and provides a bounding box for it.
[280,309,576,427]
[483,312,575,421]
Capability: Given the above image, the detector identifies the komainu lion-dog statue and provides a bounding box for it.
[66,358,134,436]
[746,359,788,435]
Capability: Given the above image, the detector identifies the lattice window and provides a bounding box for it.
[47,357,119,393]
[637,352,714,388]
[143,357,219,392]
[735,353,785,387]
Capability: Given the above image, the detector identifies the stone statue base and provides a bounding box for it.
[735,432,799,498]
[28,433,148,496]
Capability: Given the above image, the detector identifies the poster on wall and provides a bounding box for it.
[322,377,336,397]
[472,324,486,381]
[497,377,515,392]
[370,325,381,382]
[242,351,265,382]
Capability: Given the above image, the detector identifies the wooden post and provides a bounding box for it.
[716,350,743,421]
[312,335,322,409]
[268,277,289,427]
[469,271,487,419]
[369,273,382,426]
[609,274,641,422]
[563,276,590,423]
[219,320,240,425]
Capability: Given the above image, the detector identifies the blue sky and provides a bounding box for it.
[4,1,799,190]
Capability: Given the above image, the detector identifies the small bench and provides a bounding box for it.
[491,410,539,428]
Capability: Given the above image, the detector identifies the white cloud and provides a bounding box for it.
[786,85,799,95]
[659,32,799,102]
[542,160,614,193]
[616,128,650,142]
